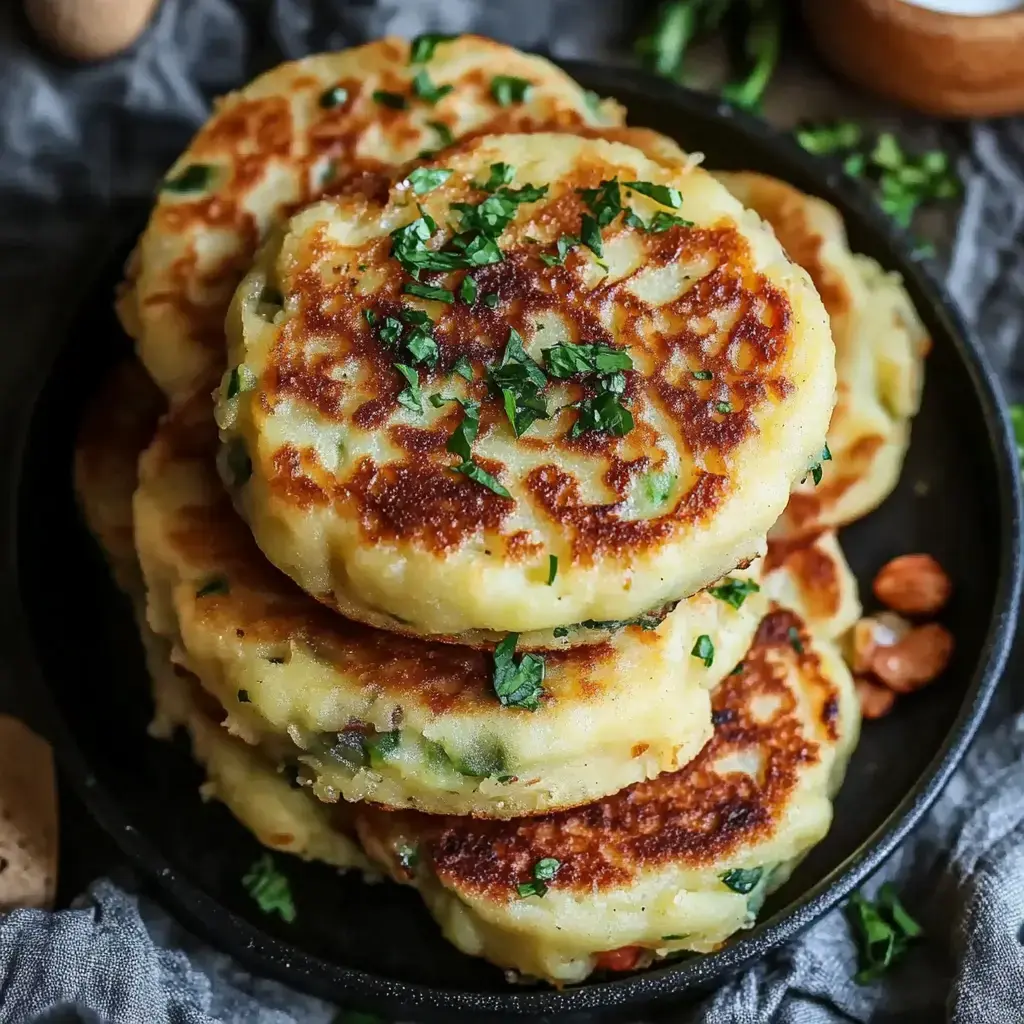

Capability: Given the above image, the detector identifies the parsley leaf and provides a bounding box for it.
[409,32,457,64]
[544,343,633,378]
[476,162,516,191]
[459,275,478,305]
[225,364,256,399]
[516,856,561,898]
[394,364,422,413]
[721,867,764,894]
[242,854,295,922]
[318,85,348,109]
[715,400,733,414]
[453,460,511,497]
[547,555,558,585]
[405,167,452,194]
[493,634,546,711]
[579,213,603,258]
[162,164,214,194]
[483,292,499,309]
[805,442,833,486]
[692,633,714,667]
[571,390,634,438]
[579,604,676,632]
[412,69,453,105]
[708,577,760,610]
[491,75,532,106]
[539,233,579,267]
[403,281,454,304]
[372,90,407,109]
[453,354,474,380]
[720,0,781,111]
[692,369,713,380]
[487,329,549,437]
[623,180,682,208]
[649,210,695,231]
[846,884,923,984]
[577,177,621,227]
[427,119,454,148]
[446,398,479,461]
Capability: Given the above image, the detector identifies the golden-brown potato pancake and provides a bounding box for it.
[117,35,623,400]
[714,171,927,535]
[218,133,836,638]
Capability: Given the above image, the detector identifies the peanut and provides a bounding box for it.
[870,623,954,694]
[856,678,897,719]
[850,611,912,674]
[873,554,952,616]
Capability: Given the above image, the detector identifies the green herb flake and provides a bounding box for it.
[492,634,546,711]
[553,626,570,638]
[403,281,454,304]
[691,633,714,668]
[715,400,733,414]
[547,555,558,585]
[396,842,419,871]
[459,273,479,304]
[649,210,694,231]
[721,867,764,894]
[242,854,295,922]
[365,730,401,766]
[516,856,561,898]
[622,180,682,208]
[577,177,622,227]
[483,292,500,309]
[846,884,923,984]
[394,363,423,414]
[692,369,713,380]
[409,32,457,64]
[476,162,516,192]
[708,577,761,611]
[788,625,805,655]
[405,166,453,195]
[571,390,634,439]
[796,121,863,156]
[412,69,454,105]
[372,90,408,110]
[491,75,532,106]
[579,214,603,258]
[634,0,699,78]
[453,354,474,380]
[583,89,603,117]
[318,85,348,109]
[544,343,632,378]
[539,233,579,267]
[446,398,479,461]
[161,164,215,194]
[487,328,549,437]
[225,364,256,400]
[236,689,250,703]
[427,119,454,148]
[720,1,782,112]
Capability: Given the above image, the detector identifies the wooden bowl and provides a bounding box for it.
[803,0,1024,117]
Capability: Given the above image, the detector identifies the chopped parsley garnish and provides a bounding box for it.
[427,119,454,148]
[225,364,256,399]
[692,634,715,667]
[405,167,452,195]
[806,442,833,486]
[403,281,454,303]
[242,854,295,922]
[692,369,713,380]
[720,1,781,111]
[583,89,603,116]
[579,606,674,632]
[708,577,760,610]
[237,689,250,702]
[492,634,546,711]
[553,627,569,638]
[459,275,478,305]
[544,343,633,378]
[196,577,229,598]
[368,303,439,367]
[372,90,407,109]
[488,328,549,437]
[624,208,694,232]
[715,401,733,414]
[637,469,675,510]
[846,884,923,984]
[516,856,560,898]
[547,555,558,585]
[572,390,635,439]
[579,214,604,258]
[162,164,214,194]
[721,867,764,894]
[577,177,622,227]
[394,364,422,414]
[483,292,499,309]
[409,32,457,64]
[796,121,862,155]
[445,399,511,497]
[412,69,453,105]
[222,439,252,487]
[318,85,348,109]
[476,162,516,192]
[365,730,401,766]
[787,625,804,654]
[623,180,682,208]
[453,354,474,380]
[539,234,579,267]
[491,75,532,106]
[396,842,419,871]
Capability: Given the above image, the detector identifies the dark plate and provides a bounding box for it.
[1,63,1020,1024]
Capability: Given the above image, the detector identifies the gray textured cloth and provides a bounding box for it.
[1,2,1022,1023]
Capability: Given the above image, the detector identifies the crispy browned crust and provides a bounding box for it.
[146,395,666,716]
[260,147,794,564]
[765,532,844,624]
[355,607,840,901]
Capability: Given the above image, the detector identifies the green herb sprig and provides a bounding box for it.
[492,634,546,710]
[242,854,296,922]
[516,857,561,898]
[846,884,923,983]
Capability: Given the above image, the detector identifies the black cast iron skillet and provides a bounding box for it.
[2,63,1021,1023]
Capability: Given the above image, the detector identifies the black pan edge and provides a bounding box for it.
[3,64,1021,1022]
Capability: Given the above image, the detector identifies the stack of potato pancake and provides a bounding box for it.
[73,34,927,984]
